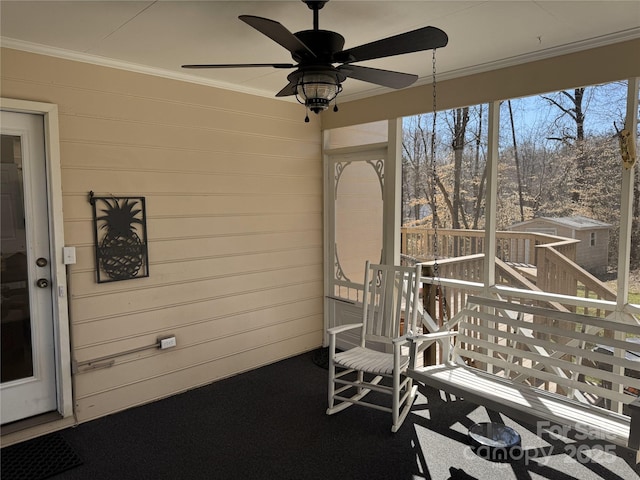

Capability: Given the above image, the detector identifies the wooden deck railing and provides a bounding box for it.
[402,227,616,319]
[536,245,616,316]
[402,227,577,265]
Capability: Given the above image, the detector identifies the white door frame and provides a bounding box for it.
[322,119,403,347]
[1,98,73,420]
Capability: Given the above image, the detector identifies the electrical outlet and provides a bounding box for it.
[159,336,177,349]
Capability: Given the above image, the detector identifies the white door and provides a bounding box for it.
[1,110,57,424]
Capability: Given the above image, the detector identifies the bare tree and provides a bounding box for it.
[507,100,525,221]
[402,118,425,224]
[471,104,487,229]
[402,115,434,226]
[541,88,588,201]
[448,107,470,230]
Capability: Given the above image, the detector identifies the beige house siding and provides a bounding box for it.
[1,48,324,424]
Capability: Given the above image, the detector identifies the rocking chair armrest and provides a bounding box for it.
[391,333,413,345]
[326,323,364,336]
[411,331,458,344]
[410,331,458,357]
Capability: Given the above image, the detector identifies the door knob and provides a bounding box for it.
[36,278,49,288]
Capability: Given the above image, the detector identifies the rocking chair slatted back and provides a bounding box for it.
[362,262,420,345]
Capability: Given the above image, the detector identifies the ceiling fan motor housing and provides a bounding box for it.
[292,30,345,64]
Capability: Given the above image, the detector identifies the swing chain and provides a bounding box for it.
[430,48,449,325]
[431,49,439,273]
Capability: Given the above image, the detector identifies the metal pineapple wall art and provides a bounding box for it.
[90,192,149,283]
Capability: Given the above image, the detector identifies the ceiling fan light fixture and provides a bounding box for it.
[182,0,448,123]
[295,72,343,114]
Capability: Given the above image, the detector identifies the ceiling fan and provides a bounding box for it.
[182,0,448,121]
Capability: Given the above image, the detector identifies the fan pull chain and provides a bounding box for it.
[305,107,310,123]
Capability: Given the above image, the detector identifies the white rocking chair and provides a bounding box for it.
[326,261,422,432]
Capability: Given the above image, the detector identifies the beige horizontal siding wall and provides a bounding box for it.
[1,48,323,422]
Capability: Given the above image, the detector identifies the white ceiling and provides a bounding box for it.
[1,1,639,102]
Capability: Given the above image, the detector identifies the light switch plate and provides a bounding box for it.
[63,246,77,265]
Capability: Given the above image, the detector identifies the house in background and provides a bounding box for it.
[0,1,638,448]
[508,216,612,275]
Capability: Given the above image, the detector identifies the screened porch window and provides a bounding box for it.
[400,79,638,315]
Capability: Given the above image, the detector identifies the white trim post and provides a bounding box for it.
[617,77,639,310]
[386,118,403,266]
[484,101,500,291]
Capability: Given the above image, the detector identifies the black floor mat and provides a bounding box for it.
[1,432,83,480]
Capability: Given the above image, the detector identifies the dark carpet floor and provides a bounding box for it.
[36,350,640,479]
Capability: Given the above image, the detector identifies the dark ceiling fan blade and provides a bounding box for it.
[335,26,448,64]
[275,82,298,97]
[239,15,316,57]
[182,63,295,69]
[338,65,418,89]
